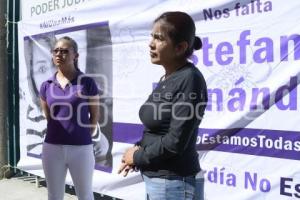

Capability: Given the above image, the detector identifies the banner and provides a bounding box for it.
[18,0,300,199]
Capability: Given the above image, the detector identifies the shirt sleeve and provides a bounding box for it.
[134,73,207,167]
[83,77,99,96]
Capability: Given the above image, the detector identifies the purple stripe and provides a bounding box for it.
[95,164,112,173]
[198,128,300,161]
[24,21,109,40]
[113,122,144,144]
[113,123,300,161]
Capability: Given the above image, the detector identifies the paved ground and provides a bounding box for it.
[0,174,117,200]
[0,176,77,200]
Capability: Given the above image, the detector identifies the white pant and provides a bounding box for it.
[42,142,95,200]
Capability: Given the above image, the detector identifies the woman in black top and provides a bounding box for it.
[119,11,208,200]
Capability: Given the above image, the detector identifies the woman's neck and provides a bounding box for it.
[163,59,188,78]
[57,66,77,81]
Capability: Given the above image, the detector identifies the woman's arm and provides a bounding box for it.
[88,95,100,136]
[40,98,50,121]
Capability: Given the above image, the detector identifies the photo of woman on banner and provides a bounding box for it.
[23,25,113,169]
[118,11,208,200]
[24,34,56,156]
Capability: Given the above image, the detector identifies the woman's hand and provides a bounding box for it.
[118,163,135,177]
[118,146,140,177]
[123,146,140,165]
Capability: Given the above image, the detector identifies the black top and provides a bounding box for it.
[133,62,208,178]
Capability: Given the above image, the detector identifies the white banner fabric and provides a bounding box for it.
[18,0,300,199]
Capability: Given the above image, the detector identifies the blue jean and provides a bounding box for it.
[142,174,204,200]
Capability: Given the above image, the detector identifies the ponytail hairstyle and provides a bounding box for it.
[56,36,80,71]
[154,11,202,58]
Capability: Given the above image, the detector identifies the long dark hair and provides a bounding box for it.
[154,11,202,58]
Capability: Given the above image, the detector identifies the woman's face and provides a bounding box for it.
[32,39,54,91]
[149,21,178,66]
[52,39,78,68]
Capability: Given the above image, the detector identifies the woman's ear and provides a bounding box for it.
[74,53,79,62]
[175,41,188,56]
